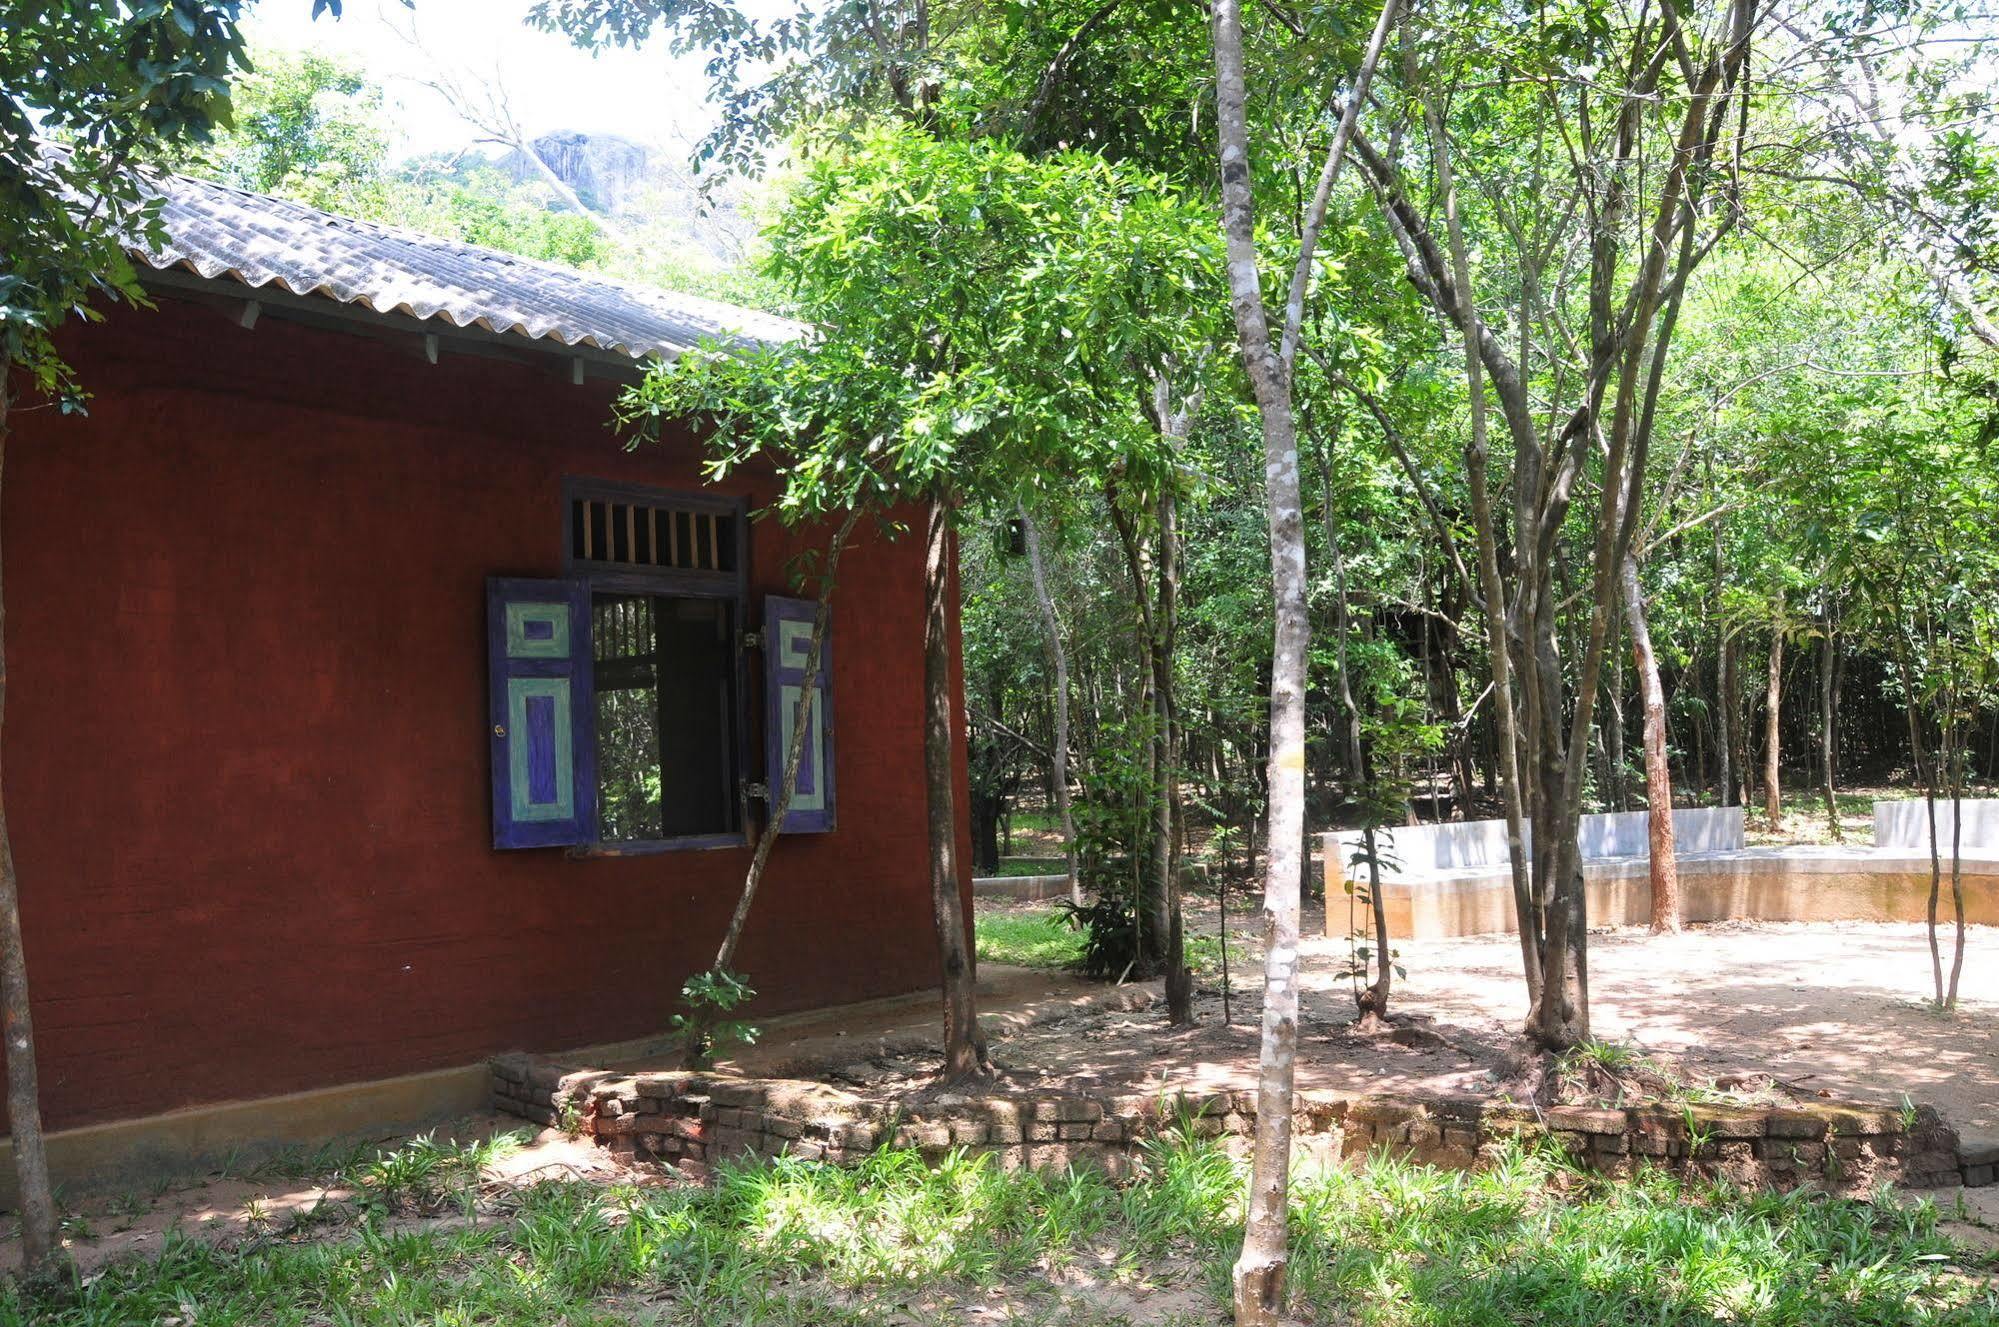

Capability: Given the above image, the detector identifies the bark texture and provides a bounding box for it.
[1621,557,1680,933]
[924,498,991,1081]
[1764,615,1784,829]
[1212,0,1307,1313]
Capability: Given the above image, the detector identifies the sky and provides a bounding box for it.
[242,0,725,159]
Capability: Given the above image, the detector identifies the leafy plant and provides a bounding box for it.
[671,968,761,1069]
[1054,892,1149,983]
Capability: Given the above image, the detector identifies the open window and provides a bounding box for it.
[488,480,836,853]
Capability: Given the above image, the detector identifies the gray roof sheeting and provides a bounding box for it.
[133,170,803,360]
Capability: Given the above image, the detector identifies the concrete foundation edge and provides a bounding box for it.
[0,1062,492,1209]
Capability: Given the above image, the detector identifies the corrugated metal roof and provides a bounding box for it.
[132,170,803,360]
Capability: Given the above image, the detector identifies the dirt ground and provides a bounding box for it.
[923,903,1998,1147]
[1396,918,1999,1138]
[0,1116,647,1276]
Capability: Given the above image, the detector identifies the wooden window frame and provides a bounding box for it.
[563,476,751,856]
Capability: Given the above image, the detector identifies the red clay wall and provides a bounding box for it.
[2,294,972,1132]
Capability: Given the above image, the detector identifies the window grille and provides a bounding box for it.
[568,491,737,573]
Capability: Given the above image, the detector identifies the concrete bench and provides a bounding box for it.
[1323,802,1999,940]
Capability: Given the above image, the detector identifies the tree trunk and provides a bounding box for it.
[1820,621,1841,841]
[1946,717,1967,1009]
[923,497,991,1082]
[1104,490,1171,970]
[1019,508,1080,906]
[1621,557,1679,933]
[1156,488,1193,1024]
[1213,1,1308,1314]
[1605,649,1627,811]
[1717,628,1738,807]
[1948,784,1966,1008]
[1926,784,1945,1005]
[1764,612,1784,830]
[0,366,60,1278]
[1896,646,1947,1007]
[1419,108,1538,1013]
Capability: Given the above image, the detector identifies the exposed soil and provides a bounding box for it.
[1399,919,1998,1133]
[0,1114,672,1276]
[877,902,1999,1143]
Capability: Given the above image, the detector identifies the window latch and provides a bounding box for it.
[741,631,762,650]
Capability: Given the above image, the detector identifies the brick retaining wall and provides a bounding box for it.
[490,1052,1986,1193]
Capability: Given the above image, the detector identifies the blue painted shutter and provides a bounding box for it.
[489,578,596,849]
[763,595,836,833]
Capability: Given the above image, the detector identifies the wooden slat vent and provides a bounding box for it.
[571,495,735,573]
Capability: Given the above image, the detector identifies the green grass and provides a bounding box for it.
[976,906,1247,979]
[11,1131,1993,1326]
[988,858,1067,877]
[975,908,1087,968]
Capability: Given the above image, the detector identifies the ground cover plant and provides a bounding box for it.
[976,908,1088,971]
[8,1128,1993,1326]
[976,905,1242,982]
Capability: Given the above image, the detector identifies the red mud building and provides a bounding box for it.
[0,174,970,1194]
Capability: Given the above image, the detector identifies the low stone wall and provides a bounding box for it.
[972,873,1072,901]
[1328,807,1744,878]
[489,1052,1986,1193]
[1347,848,1999,940]
[1875,798,1999,852]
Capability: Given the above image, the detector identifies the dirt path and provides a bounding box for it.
[1385,919,1999,1137]
[947,903,1995,1145]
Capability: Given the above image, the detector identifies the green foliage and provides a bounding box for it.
[625,119,1223,522]
[170,49,386,203]
[1069,713,1159,898]
[670,967,760,1068]
[2,1,250,395]
[1054,891,1149,982]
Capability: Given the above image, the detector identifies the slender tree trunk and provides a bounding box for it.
[1896,647,1947,1006]
[1820,620,1841,841]
[1019,509,1080,906]
[1214,3,1307,1315]
[0,366,59,1278]
[1156,489,1193,1024]
[1946,719,1967,1009]
[1926,784,1945,1004]
[924,497,991,1081]
[1104,490,1171,969]
[1717,628,1738,807]
[1764,611,1784,830]
[687,510,859,1065]
[1605,649,1627,812]
[1621,557,1679,933]
[1210,0,1396,1310]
